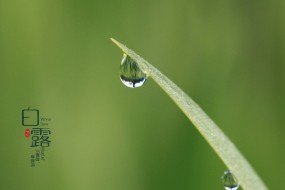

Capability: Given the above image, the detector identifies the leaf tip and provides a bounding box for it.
[110,38,120,46]
[110,37,116,43]
[110,38,127,54]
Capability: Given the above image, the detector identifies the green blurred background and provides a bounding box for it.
[0,0,284,189]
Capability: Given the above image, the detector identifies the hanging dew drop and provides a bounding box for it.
[221,170,240,190]
[120,53,147,88]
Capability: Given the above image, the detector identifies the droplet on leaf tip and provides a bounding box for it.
[119,53,147,88]
[221,170,239,190]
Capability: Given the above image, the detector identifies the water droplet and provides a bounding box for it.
[120,53,147,88]
[221,170,239,190]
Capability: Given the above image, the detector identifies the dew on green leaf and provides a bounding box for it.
[222,170,240,190]
[120,53,147,88]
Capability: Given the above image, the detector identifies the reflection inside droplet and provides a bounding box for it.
[120,53,147,88]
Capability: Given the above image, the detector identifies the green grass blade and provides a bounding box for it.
[111,38,268,190]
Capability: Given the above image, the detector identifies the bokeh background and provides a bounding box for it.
[1,0,284,189]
